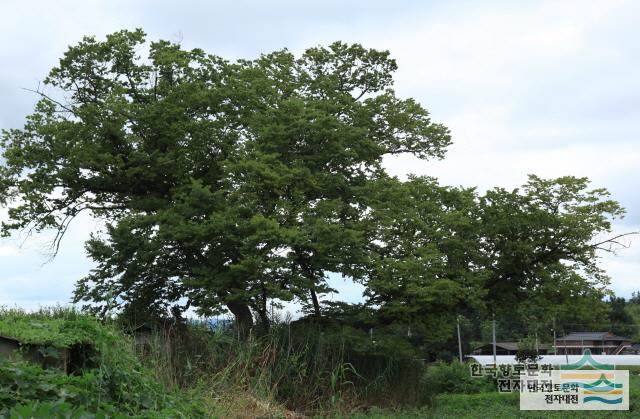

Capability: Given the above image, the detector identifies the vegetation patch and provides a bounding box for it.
[0,308,205,418]
[0,310,105,348]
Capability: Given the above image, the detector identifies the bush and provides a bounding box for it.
[7,401,120,419]
[420,361,495,404]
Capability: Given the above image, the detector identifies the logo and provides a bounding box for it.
[520,350,629,411]
[559,350,614,370]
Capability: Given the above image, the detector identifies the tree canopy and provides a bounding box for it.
[0,30,628,337]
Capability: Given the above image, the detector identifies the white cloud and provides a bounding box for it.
[517,24,582,50]
[0,245,19,257]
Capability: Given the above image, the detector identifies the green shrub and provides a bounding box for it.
[420,361,494,404]
[8,401,120,419]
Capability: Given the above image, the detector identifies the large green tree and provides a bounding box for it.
[357,175,625,344]
[0,30,451,332]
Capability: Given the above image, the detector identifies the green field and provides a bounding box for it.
[348,373,640,418]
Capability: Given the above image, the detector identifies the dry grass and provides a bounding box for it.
[203,388,302,418]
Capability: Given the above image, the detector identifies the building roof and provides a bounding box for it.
[469,354,640,366]
[474,341,551,351]
[495,342,518,351]
[556,332,630,341]
[473,342,517,351]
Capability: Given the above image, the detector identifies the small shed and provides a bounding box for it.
[132,324,154,347]
[0,334,69,370]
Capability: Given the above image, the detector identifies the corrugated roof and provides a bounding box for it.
[475,342,551,351]
[496,342,518,351]
[556,332,630,341]
[472,342,518,351]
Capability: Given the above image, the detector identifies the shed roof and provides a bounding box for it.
[556,332,630,341]
[475,341,551,351]
[496,342,518,351]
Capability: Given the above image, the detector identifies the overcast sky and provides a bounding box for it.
[1,0,639,311]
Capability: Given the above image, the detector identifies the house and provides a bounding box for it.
[554,332,631,355]
[472,341,550,356]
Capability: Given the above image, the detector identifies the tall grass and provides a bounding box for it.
[133,317,427,416]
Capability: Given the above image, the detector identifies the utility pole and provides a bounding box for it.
[552,317,557,355]
[457,316,463,362]
[535,330,539,355]
[492,312,497,365]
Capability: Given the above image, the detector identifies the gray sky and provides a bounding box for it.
[1,0,639,310]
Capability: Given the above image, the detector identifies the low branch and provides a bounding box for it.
[591,231,639,254]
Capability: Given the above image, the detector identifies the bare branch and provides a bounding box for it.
[591,231,640,254]
[22,87,74,113]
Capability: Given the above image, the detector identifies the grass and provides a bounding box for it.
[0,307,102,347]
[426,384,639,418]
[131,318,428,416]
[349,370,640,418]
[6,307,640,418]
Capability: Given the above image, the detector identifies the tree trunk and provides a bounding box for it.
[258,283,270,332]
[227,301,253,339]
[297,253,322,319]
[310,288,321,318]
[257,308,270,333]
